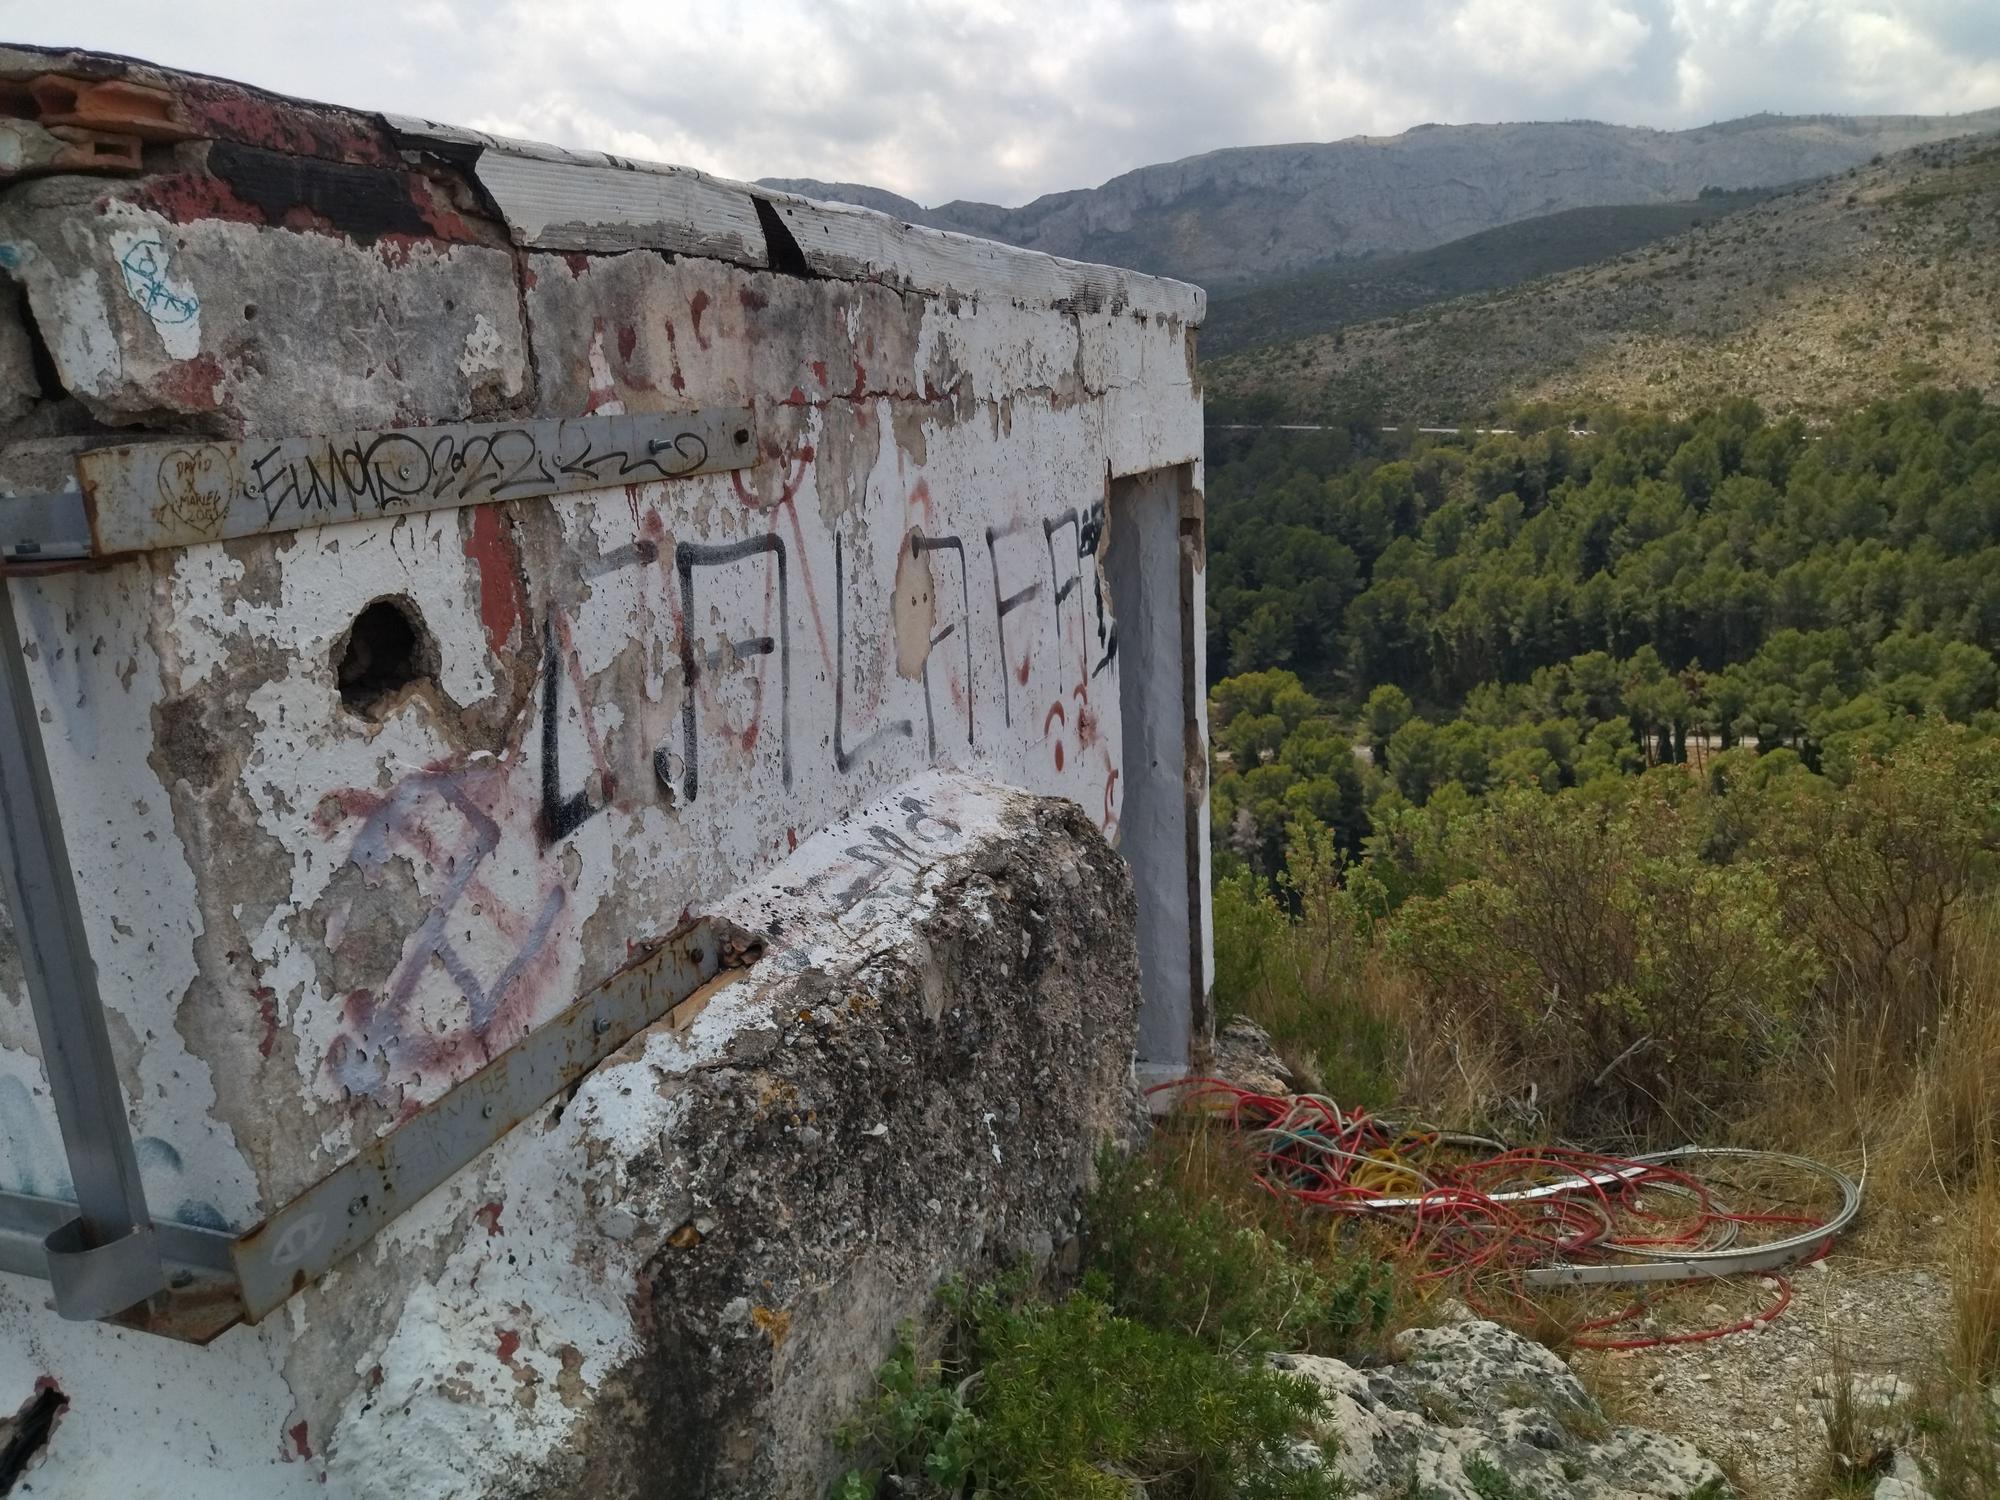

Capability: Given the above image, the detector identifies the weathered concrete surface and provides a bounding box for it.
[0,46,1200,1495]
[0,774,1140,1498]
[0,58,1203,1203]
[0,175,527,435]
[0,275,37,425]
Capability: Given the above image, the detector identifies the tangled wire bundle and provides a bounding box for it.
[1153,1079,1863,1350]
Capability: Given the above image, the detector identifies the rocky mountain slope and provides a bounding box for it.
[1201,188,1772,358]
[762,109,2000,288]
[1205,132,2000,423]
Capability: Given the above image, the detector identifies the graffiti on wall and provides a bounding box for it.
[306,458,1123,1111]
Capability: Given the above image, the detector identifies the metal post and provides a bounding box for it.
[0,572,162,1318]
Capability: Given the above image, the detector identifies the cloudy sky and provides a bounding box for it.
[17,1,2000,206]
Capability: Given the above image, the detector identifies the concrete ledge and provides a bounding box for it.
[531,778,1143,1498]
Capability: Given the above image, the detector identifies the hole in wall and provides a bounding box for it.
[334,596,437,721]
[8,281,61,405]
[0,1383,67,1494]
[751,196,814,279]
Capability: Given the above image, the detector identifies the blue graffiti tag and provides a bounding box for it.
[118,237,199,325]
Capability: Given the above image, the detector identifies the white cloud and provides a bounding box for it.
[14,0,2000,203]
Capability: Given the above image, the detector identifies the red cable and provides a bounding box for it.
[1146,1077,1839,1350]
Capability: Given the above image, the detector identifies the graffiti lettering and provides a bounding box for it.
[538,607,601,843]
[677,535,792,804]
[909,529,973,762]
[815,795,964,914]
[246,423,714,530]
[834,531,914,772]
[1078,500,1118,677]
[985,516,1044,726]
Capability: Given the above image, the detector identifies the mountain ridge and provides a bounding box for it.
[758,107,2000,287]
[1204,132,2000,423]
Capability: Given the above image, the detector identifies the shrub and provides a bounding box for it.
[1751,722,2000,1047]
[1387,778,1815,1133]
[1086,1147,1391,1360]
[1214,825,1404,1106]
[833,1283,1341,1500]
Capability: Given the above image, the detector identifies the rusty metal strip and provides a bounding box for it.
[228,922,738,1324]
[75,409,757,556]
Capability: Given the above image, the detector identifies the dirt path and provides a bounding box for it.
[1574,1250,1952,1498]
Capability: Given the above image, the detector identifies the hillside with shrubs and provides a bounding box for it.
[1205,133,2000,425]
[1197,389,2000,1495]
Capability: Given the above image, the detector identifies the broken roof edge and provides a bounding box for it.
[384,114,1206,326]
[0,43,1203,326]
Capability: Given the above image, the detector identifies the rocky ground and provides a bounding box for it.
[1575,1252,1955,1500]
[1199,1022,1984,1499]
[1268,1247,1962,1500]
[1280,1312,1730,1498]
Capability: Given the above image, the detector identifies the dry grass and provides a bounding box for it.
[1914,1168,2000,1498]
[1651,904,2000,1493]
[1813,1357,1897,1497]
[1949,1169,2000,1386]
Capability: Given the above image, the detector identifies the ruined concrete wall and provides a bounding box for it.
[0,47,1201,1497]
[3,775,1142,1497]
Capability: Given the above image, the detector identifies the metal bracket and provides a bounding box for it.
[0,572,165,1320]
[0,912,744,1340]
[1,408,757,566]
[0,488,93,563]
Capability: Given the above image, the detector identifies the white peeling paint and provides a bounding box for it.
[456,312,507,380]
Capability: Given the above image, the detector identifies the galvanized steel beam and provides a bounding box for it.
[0,574,165,1319]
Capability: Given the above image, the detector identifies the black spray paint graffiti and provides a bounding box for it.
[540,607,600,844]
[676,535,793,805]
[535,500,1121,845]
[985,516,1045,727]
[834,530,913,772]
[816,794,965,914]
[1045,502,1117,676]
[539,540,668,844]
[910,528,975,761]
[247,423,715,530]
